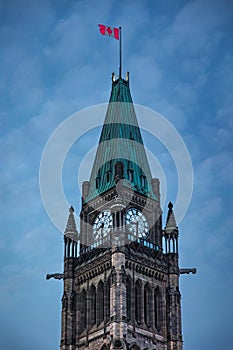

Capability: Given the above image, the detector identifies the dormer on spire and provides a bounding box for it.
[64,207,79,258]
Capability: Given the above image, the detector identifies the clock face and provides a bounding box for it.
[125,208,149,238]
[93,211,113,241]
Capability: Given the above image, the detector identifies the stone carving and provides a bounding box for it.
[46,273,64,280]
[179,268,197,275]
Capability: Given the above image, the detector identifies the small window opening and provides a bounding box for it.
[106,171,111,183]
[116,212,120,227]
[96,177,100,189]
[141,175,146,188]
[128,169,134,182]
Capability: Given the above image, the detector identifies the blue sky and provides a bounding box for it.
[0,0,233,349]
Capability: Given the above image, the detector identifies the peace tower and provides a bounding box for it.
[47,72,196,350]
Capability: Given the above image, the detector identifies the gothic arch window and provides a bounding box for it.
[71,291,76,314]
[144,283,152,327]
[80,289,87,333]
[106,277,111,321]
[97,280,104,325]
[135,280,142,324]
[89,284,96,327]
[126,276,132,321]
[154,287,162,330]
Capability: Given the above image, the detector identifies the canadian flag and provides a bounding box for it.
[98,24,120,40]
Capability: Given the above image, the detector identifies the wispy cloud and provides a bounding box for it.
[0,0,233,349]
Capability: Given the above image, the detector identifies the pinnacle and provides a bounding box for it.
[165,202,177,231]
[64,206,78,241]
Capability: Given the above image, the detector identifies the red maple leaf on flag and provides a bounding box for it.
[107,27,112,36]
[98,24,119,40]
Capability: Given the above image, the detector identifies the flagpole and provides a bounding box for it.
[119,26,122,78]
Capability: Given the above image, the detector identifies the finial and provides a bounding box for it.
[69,206,74,213]
[168,202,173,209]
[112,72,116,82]
[119,26,122,78]
[126,71,129,82]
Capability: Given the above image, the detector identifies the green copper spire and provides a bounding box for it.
[85,73,157,202]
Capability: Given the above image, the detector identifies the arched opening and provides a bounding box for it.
[135,280,142,324]
[105,277,111,321]
[154,287,162,330]
[97,280,104,325]
[89,284,96,327]
[126,276,132,321]
[80,289,87,333]
[144,283,152,327]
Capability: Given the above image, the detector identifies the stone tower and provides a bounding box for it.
[47,73,196,350]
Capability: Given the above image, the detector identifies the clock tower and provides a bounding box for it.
[47,72,196,350]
